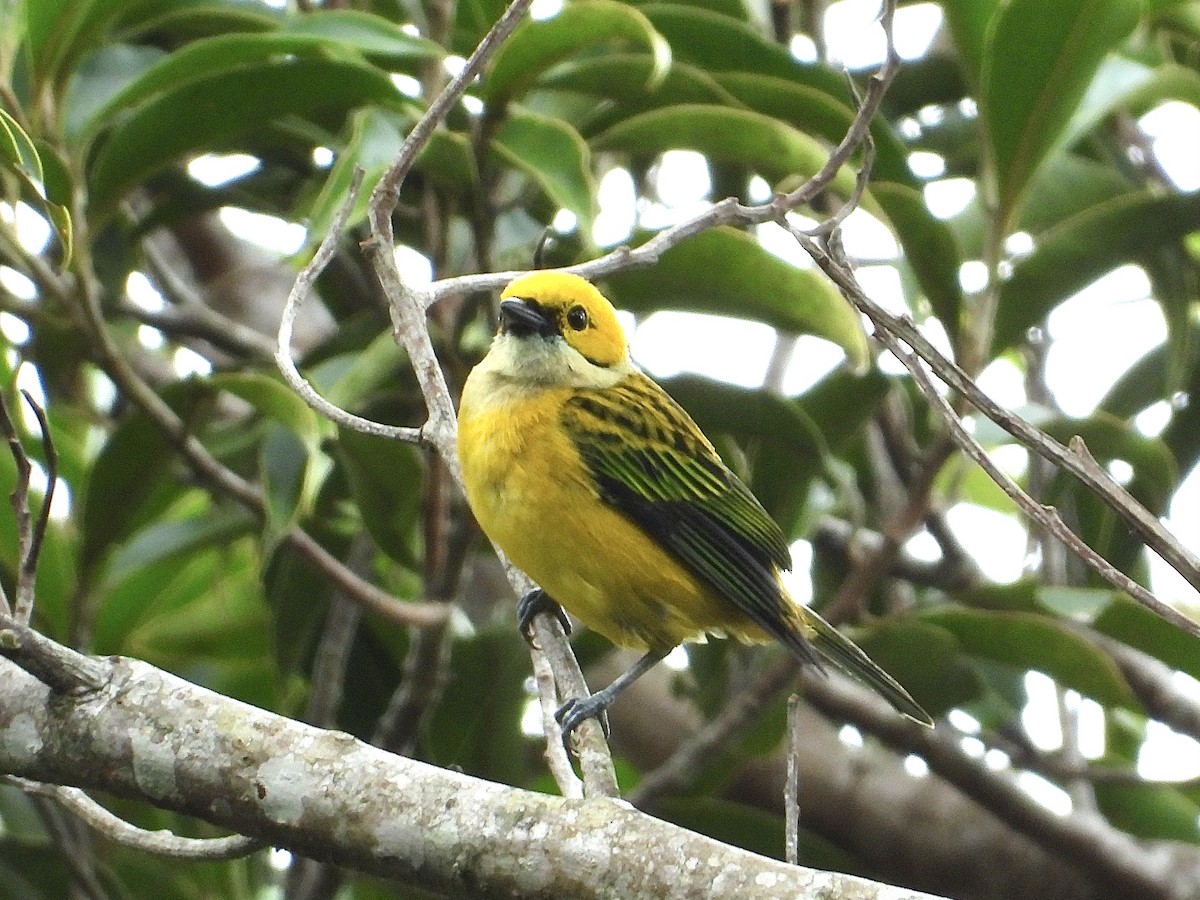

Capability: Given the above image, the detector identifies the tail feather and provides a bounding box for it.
[801,609,933,726]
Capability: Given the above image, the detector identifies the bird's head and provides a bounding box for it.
[485,272,631,385]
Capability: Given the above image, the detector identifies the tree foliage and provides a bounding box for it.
[2,0,1200,898]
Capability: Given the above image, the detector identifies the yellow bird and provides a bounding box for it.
[458,271,932,741]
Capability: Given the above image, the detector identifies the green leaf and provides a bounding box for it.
[1040,413,1178,514]
[491,109,596,229]
[261,423,310,550]
[921,607,1136,708]
[80,382,204,571]
[105,505,256,587]
[64,43,165,140]
[942,0,998,91]
[855,620,983,716]
[484,0,670,103]
[715,73,912,185]
[25,0,125,89]
[604,227,870,368]
[982,0,1139,226]
[540,53,740,133]
[0,108,43,177]
[1096,782,1200,842]
[0,111,73,259]
[593,103,853,194]
[1095,597,1200,683]
[1063,59,1200,155]
[993,192,1200,354]
[209,372,322,453]
[282,10,442,63]
[86,56,406,218]
[641,4,838,88]
[336,427,424,567]
[870,182,964,339]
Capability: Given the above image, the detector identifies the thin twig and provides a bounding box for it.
[0,390,55,624]
[0,390,31,620]
[801,672,1186,900]
[528,629,584,799]
[8,779,264,861]
[422,0,900,307]
[18,391,54,625]
[628,656,797,808]
[276,167,421,445]
[0,610,108,693]
[785,693,802,867]
[794,228,1200,638]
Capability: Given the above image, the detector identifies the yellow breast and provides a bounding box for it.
[458,367,769,652]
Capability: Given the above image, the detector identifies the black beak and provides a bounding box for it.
[498,299,557,338]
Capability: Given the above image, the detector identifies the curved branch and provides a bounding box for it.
[7,779,263,861]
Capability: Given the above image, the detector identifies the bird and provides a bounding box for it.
[457,271,932,744]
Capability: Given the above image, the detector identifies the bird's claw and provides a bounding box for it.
[554,694,610,752]
[517,589,571,644]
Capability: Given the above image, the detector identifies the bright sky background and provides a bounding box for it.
[5,0,1200,808]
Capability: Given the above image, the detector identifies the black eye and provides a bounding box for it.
[566,305,588,331]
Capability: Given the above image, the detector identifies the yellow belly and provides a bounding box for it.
[458,373,769,653]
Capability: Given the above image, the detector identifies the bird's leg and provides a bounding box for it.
[555,648,669,749]
[517,588,572,643]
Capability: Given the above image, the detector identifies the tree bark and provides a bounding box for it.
[0,656,946,899]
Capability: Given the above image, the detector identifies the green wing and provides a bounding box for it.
[563,375,821,667]
[565,374,933,725]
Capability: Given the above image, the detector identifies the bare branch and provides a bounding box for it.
[0,652,948,900]
[794,229,1200,638]
[785,693,803,867]
[629,656,796,808]
[276,167,421,445]
[8,779,263,861]
[18,391,54,624]
[0,611,107,693]
[801,672,1191,900]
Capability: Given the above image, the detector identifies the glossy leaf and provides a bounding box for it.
[593,103,855,195]
[1095,598,1200,683]
[715,73,913,185]
[855,620,983,716]
[80,383,204,571]
[1039,413,1178,514]
[604,227,870,368]
[484,0,670,104]
[540,54,740,131]
[87,56,405,218]
[1063,59,1200,155]
[982,0,1139,226]
[642,4,842,90]
[993,192,1200,354]
[941,0,998,91]
[870,182,964,337]
[922,607,1136,708]
[336,427,424,567]
[0,111,74,259]
[210,372,322,451]
[260,423,310,550]
[491,109,597,229]
[282,10,442,62]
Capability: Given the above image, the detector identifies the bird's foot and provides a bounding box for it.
[554,693,611,751]
[517,588,571,644]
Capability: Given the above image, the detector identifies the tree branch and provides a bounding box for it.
[800,672,1192,900]
[0,652,949,900]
